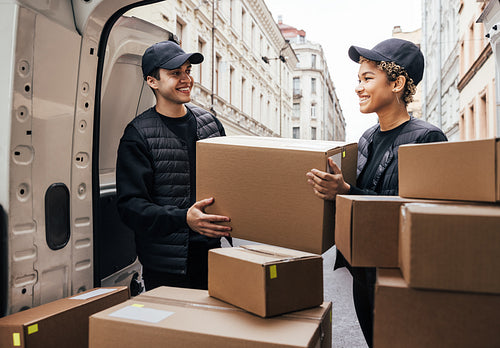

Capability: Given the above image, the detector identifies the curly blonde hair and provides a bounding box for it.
[359,57,416,105]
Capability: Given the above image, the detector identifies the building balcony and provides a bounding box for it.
[293,89,302,99]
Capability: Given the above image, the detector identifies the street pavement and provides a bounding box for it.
[226,238,367,348]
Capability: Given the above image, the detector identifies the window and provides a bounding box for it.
[176,18,185,46]
[293,103,300,119]
[229,66,235,104]
[311,127,317,140]
[241,8,246,38]
[251,86,255,117]
[311,104,316,118]
[251,22,255,50]
[293,127,300,139]
[293,77,300,95]
[459,112,465,140]
[311,78,316,94]
[468,104,475,140]
[230,0,234,27]
[215,54,221,94]
[311,54,317,69]
[479,93,488,139]
[468,23,475,67]
[197,37,205,84]
[259,94,263,121]
[241,77,246,112]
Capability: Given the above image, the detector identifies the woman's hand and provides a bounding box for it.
[306,158,351,201]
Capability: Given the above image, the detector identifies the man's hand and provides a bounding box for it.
[306,158,350,201]
[187,197,232,238]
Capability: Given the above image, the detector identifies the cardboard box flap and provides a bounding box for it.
[376,269,407,289]
[198,135,353,153]
[226,245,320,264]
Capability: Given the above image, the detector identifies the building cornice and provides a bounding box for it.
[247,0,286,51]
[457,44,493,91]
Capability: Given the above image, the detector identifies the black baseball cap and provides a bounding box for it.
[142,41,204,80]
[348,38,424,85]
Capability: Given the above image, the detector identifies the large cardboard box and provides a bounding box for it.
[89,286,332,348]
[208,245,323,317]
[399,138,500,202]
[0,287,129,348]
[374,269,500,348]
[399,203,500,294]
[197,136,357,254]
[335,195,470,267]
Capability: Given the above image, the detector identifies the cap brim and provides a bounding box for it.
[160,52,204,70]
[348,45,390,63]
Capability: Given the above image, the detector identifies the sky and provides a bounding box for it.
[265,0,422,142]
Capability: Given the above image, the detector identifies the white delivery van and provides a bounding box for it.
[0,0,172,316]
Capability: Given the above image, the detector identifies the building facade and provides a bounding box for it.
[392,26,423,120]
[478,0,500,137]
[422,0,497,141]
[458,0,497,140]
[422,0,461,140]
[126,0,298,137]
[278,18,345,141]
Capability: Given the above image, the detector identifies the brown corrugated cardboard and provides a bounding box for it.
[399,203,500,294]
[335,195,471,267]
[89,286,332,348]
[374,269,500,348]
[208,245,323,317]
[399,138,500,202]
[196,136,357,254]
[0,287,129,348]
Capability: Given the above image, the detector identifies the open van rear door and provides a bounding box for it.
[0,0,167,317]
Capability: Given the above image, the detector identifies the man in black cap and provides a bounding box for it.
[116,40,231,291]
[306,38,447,347]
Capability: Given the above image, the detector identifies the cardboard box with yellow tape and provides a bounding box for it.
[0,287,129,348]
[208,245,323,317]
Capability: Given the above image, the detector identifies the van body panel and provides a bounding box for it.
[2,0,164,317]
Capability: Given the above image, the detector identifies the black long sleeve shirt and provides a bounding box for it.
[116,108,225,243]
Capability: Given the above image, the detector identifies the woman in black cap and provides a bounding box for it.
[306,38,447,347]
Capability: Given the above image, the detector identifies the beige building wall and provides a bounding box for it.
[457,0,496,140]
[392,26,423,119]
[126,0,297,137]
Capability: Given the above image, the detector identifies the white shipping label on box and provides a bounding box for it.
[69,288,117,300]
[109,305,175,323]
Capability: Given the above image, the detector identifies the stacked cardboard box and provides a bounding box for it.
[374,269,500,347]
[89,286,332,348]
[89,136,355,347]
[369,138,500,347]
[334,195,470,267]
[0,287,129,348]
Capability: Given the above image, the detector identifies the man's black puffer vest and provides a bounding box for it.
[357,117,444,195]
[130,104,222,274]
